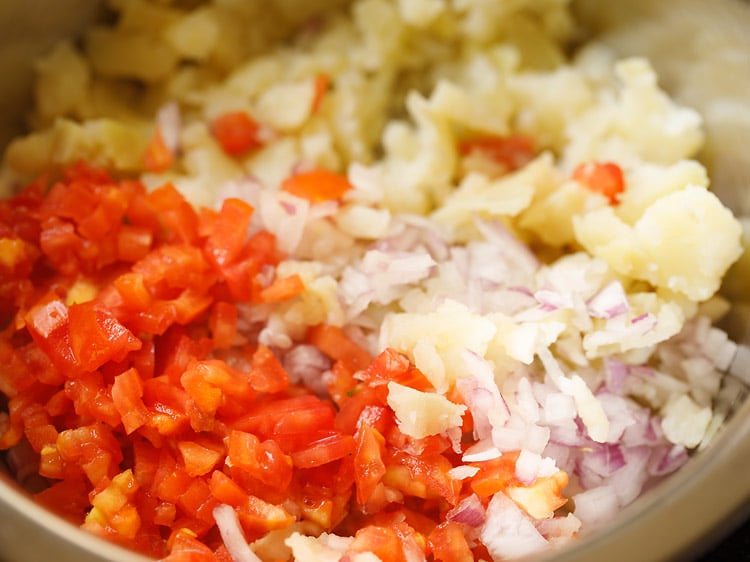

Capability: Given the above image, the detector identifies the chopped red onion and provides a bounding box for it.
[447,493,486,527]
[534,289,573,312]
[282,344,332,395]
[587,280,629,319]
[573,486,620,525]
[447,465,480,480]
[480,492,548,559]
[156,100,181,154]
[462,440,502,462]
[648,443,688,476]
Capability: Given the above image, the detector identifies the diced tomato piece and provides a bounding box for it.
[384,451,459,505]
[117,225,153,262]
[85,469,141,540]
[259,274,305,303]
[147,183,200,245]
[209,302,238,350]
[204,198,254,268]
[227,430,293,489]
[311,73,330,114]
[346,525,409,562]
[469,451,520,497]
[429,521,474,562]
[208,470,249,507]
[281,169,352,203]
[249,344,290,394]
[179,477,218,525]
[34,476,91,523]
[211,111,263,156]
[236,495,294,536]
[56,424,123,486]
[458,134,536,173]
[572,161,625,205]
[360,348,434,392]
[290,432,355,469]
[67,300,142,372]
[178,441,223,478]
[231,394,335,445]
[24,298,78,374]
[144,127,175,173]
[307,324,371,373]
[163,529,217,562]
[111,368,149,434]
[353,424,386,504]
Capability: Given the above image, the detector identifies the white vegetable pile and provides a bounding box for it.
[1,0,746,559]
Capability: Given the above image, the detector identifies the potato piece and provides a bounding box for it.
[163,7,220,61]
[387,382,466,439]
[34,41,90,123]
[85,27,178,82]
[4,118,149,176]
[633,186,742,300]
[575,185,743,301]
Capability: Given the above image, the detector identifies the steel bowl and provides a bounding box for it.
[0,1,748,561]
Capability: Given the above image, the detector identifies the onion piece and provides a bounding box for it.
[156,100,181,154]
[447,493,486,527]
[480,492,548,559]
[587,280,629,319]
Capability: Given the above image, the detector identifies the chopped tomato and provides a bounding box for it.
[306,324,372,373]
[469,451,520,497]
[429,521,474,562]
[290,431,355,469]
[143,127,175,172]
[311,72,330,114]
[248,344,290,394]
[259,273,305,303]
[0,162,575,561]
[211,111,263,156]
[353,424,387,504]
[572,161,626,204]
[281,169,352,203]
[111,367,149,434]
[459,134,535,173]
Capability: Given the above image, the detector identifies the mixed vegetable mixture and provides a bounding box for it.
[0,0,746,561]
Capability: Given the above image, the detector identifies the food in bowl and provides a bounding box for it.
[0,0,746,560]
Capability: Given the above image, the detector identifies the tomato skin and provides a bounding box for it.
[573,161,626,204]
[211,111,263,156]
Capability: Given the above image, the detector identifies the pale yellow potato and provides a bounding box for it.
[85,27,179,82]
[33,41,90,124]
[163,7,220,61]
[386,381,466,439]
[4,118,149,176]
[575,186,743,301]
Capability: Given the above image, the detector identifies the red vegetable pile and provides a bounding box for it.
[0,164,568,561]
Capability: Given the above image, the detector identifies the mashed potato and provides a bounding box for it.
[0,0,746,561]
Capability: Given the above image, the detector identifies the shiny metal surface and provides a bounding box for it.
[0,1,748,561]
